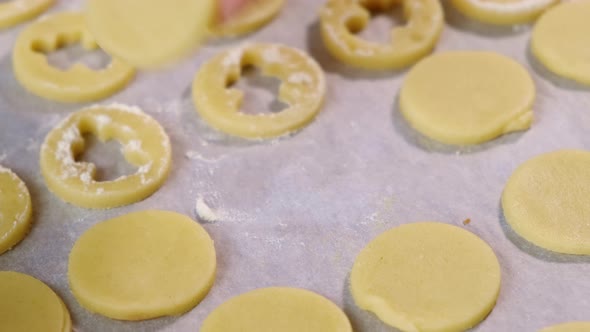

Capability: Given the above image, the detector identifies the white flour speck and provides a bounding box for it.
[288,72,313,84]
[185,150,225,163]
[263,45,282,63]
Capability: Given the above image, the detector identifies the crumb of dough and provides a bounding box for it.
[195,197,219,223]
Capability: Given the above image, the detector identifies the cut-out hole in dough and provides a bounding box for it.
[76,134,137,182]
[45,44,111,71]
[354,6,405,43]
[31,36,111,71]
[230,66,288,115]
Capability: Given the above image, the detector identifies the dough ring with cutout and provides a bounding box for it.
[40,104,171,209]
[86,0,215,68]
[201,287,352,332]
[0,271,72,332]
[351,222,501,332]
[12,12,135,103]
[502,150,590,255]
[399,51,535,145]
[0,166,32,255]
[192,43,326,139]
[69,210,216,320]
[319,0,444,70]
[531,0,590,86]
[211,0,284,37]
[540,322,590,332]
[451,0,558,25]
[0,0,53,29]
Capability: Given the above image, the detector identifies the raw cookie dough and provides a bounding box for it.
[201,287,353,332]
[40,104,171,209]
[12,12,135,103]
[540,322,590,332]
[0,166,32,255]
[502,150,590,255]
[212,0,284,37]
[192,43,326,139]
[451,0,558,25]
[0,0,53,29]
[68,210,216,320]
[531,0,590,86]
[319,0,444,70]
[351,222,501,332]
[0,271,72,332]
[399,51,535,145]
[86,0,216,68]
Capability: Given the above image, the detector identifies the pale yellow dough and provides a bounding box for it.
[0,166,32,255]
[451,0,558,25]
[40,104,171,209]
[13,12,135,103]
[399,51,535,145]
[502,150,590,255]
[211,0,284,37]
[540,322,590,332]
[86,0,216,68]
[68,210,216,320]
[201,287,352,332]
[0,271,72,332]
[319,0,444,70]
[351,222,501,332]
[531,0,590,86]
[192,43,326,139]
[0,0,53,29]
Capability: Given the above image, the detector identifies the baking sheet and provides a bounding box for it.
[1,1,589,331]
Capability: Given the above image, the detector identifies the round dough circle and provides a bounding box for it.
[502,150,590,255]
[192,43,326,139]
[319,0,444,70]
[40,103,172,209]
[201,287,352,332]
[531,1,590,86]
[0,166,32,255]
[540,322,590,332]
[351,222,501,332]
[399,51,535,145]
[12,12,135,103]
[450,0,558,25]
[68,210,216,320]
[0,0,53,29]
[211,0,284,37]
[0,271,71,332]
[86,0,216,68]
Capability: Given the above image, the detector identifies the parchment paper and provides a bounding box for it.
[0,1,589,331]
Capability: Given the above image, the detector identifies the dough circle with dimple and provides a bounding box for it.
[201,287,353,332]
[40,104,171,209]
[68,210,217,320]
[0,166,32,255]
[319,0,444,70]
[540,322,590,332]
[0,0,53,29]
[86,0,216,68]
[531,0,590,86]
[0,271,72,332]
[13,12,135,103]
[351,222,501,332]
[192,43,325,139]
[399,51,535,145]
[211,0,284,37]
[451,0,558,25]
[502,150,590,255]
